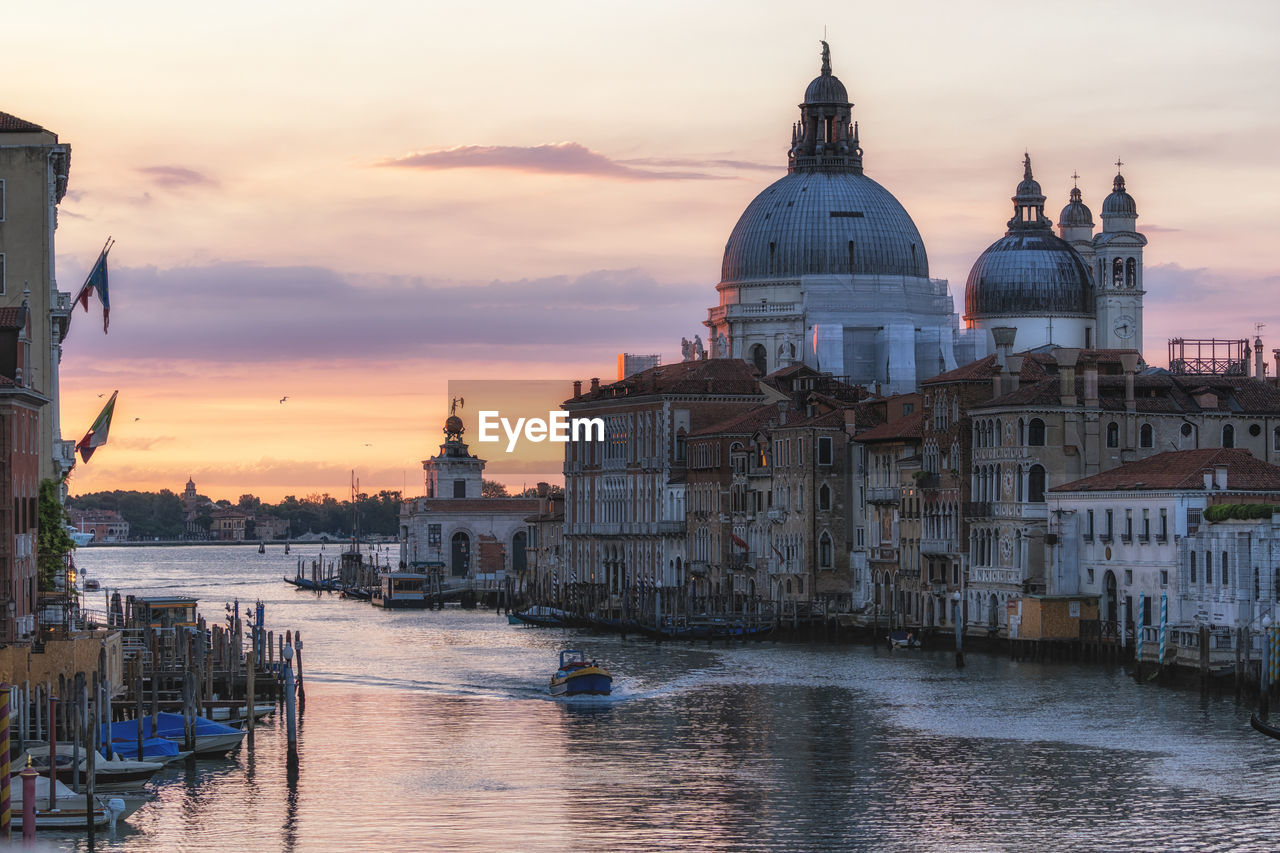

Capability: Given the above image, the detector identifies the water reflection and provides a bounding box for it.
[63,546,1280,852]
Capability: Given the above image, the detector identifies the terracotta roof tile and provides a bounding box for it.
[852,410,925,443]
[0,111,44,133]
[568,358,761,404]
[1052,448,1280,492]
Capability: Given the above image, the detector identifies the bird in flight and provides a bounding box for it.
[98,393,105,398]
[134,417,141,422]
[280,396,289,404]
[363,443,372,447]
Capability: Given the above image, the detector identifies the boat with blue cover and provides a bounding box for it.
[104,712,246,757]
[549,650,612,696]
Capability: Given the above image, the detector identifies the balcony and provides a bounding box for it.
[656,520,686,535]
[920,537,958,556]
[963,501,992,519]
[869,546,898,564]
[707,301,801,324]
[767,508,786,523]
[868,486,899,504]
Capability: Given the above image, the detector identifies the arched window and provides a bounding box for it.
[995,419,1002,447]
[1139,424,1153,448]
[1107,422,1120,448]
[1125,258,1137,288]
[1028,465,1046,503]
[748,344,767,375]
[675,427,687,462]
[1223,424,1235,448]
[1028,418,1046,446]
[819,483,831,511]
[1112,258,1124,288]
[1222,552,1230,586]
[819,532,832,568]
[1205,552,1213,584]
[1189,551,1197,583]
[1273,426,1280,452]
[1018,418,1026,446]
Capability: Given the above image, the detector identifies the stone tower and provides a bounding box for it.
[423,403,485,499]
[1093,167,1147,350]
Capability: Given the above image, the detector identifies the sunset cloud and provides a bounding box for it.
[379,142,730,180]
[135,165,218,188]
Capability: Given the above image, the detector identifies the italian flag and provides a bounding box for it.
[76,390,118,463]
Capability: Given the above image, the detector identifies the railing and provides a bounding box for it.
[920,537,957,556]
[963,501,992,519]
[656,521,686,535]
[868,486,898,504]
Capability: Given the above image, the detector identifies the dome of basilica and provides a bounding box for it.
[964,155,1093,320]
[721,170,929,282]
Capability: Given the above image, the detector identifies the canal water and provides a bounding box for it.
[56,545,1280,852]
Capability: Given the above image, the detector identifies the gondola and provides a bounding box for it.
[1250,712,1280,741]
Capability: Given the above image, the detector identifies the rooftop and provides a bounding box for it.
[1051,448,1280,492]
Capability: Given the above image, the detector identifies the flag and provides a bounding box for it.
[75,390,118,463]
[75,239,113,333]
[731,533,749,550]
[771,543,784,561]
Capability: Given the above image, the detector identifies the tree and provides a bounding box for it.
[517,485,564,498]
[481,479,509,498]
[37,479,74,591]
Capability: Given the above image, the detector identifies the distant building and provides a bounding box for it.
[66,508,129,543]
[617,353,661,380]
[400,411,537,579]
[523,483,564,600]
[210,508,249,541]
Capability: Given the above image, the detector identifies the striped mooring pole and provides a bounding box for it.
[1271,626,1279,688]
[1158,593,1168,667]
[0,681,9,842]
[1136,594,1145,664]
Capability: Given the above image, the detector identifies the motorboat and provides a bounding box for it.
[8,772,132,829]
[20,745,164,790]
[549,650,612,697]
[888,630,922,649]
[209,703,276,725]
[106,736,191,764]
[104,713,246,758]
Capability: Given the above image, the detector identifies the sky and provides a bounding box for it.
[7,0,1277,502]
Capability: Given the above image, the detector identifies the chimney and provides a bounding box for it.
[1006,355,1024,392]
[1083,361,1099,408]
[1214,465,1228,490]
[590,377,600,393]
[991,327,1017,369]
[1120,352,1140,412]
[1256,336,1265,379]
[1056,348,1080,406]
[572,380,582,398]
[776,400,788,425]
[1273,348,1280,380]
[537,481,550,498]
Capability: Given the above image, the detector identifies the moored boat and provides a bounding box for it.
[511,605,572,628]
[888,630,921,649]
[21,745,164,790]
[371,572,431,609]
[105,712,246,758]
[1251,712,1280,741]
[549,650,612,696]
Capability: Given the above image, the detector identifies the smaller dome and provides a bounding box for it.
[804,74,849,104]
[964,233,1094,319]
[1059,186,1094,228]
[1102,173,1137,217]
[1016,176,1043,198]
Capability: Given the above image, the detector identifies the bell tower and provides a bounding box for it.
[1094,162,1148,350]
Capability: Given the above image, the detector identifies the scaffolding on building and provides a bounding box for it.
[1168,338,1250,376]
